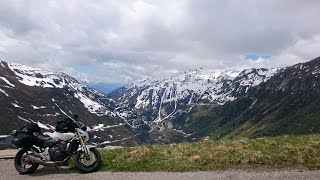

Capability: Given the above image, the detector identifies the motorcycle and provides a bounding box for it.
[10,115,101,174]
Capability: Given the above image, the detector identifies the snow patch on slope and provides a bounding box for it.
[0,77,15,87]
[12,103,22,108]
[74,92,105,115]
[0,61,6,68]
[0,88,9,96]
[31,105,46,109]
[37,121,51,130]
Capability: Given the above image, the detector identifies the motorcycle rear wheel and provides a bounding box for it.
[75,148,101,173]
[14,148,39,174]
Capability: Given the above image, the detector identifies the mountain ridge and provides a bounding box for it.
[168,57,320,140]
[1,57,319,145]
[0,60,142,146]
[109,57,319,143]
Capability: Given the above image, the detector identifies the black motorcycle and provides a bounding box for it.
[11,115,101,174]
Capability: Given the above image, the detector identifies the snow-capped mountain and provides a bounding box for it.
[0,61,142,146]
[110,57,320,144]
[1,57,319,145]
[110,67,280,139]
[174,57,320,140]
[8,63,116,116]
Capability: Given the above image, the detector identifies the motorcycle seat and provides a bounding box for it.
[33,132,52,141]
[33,132,58,147]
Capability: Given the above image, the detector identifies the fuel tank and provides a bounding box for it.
[44,131,75,141]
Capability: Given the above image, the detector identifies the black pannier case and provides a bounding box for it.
[11,123,41,148]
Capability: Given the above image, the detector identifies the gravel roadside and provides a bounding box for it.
[1,159,320,180]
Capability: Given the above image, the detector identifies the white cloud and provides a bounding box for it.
[0,0,319,83]
[271,35,320,66]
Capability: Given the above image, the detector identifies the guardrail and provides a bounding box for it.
[0,135,10,145]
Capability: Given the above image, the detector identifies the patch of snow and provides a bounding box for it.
[312,69,320,75]
[74,92,106,116]
[18,116,30,123]
[12,103,22,108]
[249,99,258,109]
[91,124,125,132]
[92,124,104,131]
[204,136,210,141]
[43,112,60,117]
[54,103,72,119]
[0,77,15,87]
[0,88,9,96]
[37,121,51,130]
[47,124,55,130]
[31,105,46,109]
[100,133,140,145]
[0,62,5,68]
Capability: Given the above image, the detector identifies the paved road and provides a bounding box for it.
[0,149,18,159]
[1,159,320,180]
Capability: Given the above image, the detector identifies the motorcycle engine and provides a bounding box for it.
[48,141,69,161]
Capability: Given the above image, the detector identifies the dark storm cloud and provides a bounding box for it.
[0,0,319,83]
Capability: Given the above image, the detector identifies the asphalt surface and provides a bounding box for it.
[0,149,18,159]
[1,159,320,180]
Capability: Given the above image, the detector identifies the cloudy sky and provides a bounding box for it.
[0,0,319,84]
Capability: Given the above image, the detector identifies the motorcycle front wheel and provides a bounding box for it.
[14,148,39,174]
[75,148,101,173]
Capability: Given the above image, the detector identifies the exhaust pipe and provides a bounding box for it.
[27,155,48,165]
[27,155,68,166]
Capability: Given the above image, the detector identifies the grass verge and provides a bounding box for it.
[100,134,320,171]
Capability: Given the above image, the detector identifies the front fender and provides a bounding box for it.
[77,145,97,154]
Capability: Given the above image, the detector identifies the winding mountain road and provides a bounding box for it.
[0,159,319,180]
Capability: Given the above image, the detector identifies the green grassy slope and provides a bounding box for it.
[100,134,320,171]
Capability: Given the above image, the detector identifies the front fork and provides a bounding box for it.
[76,130,90,156]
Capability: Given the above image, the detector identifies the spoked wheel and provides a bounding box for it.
[14,149,39,174]
[75,148,101,173]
